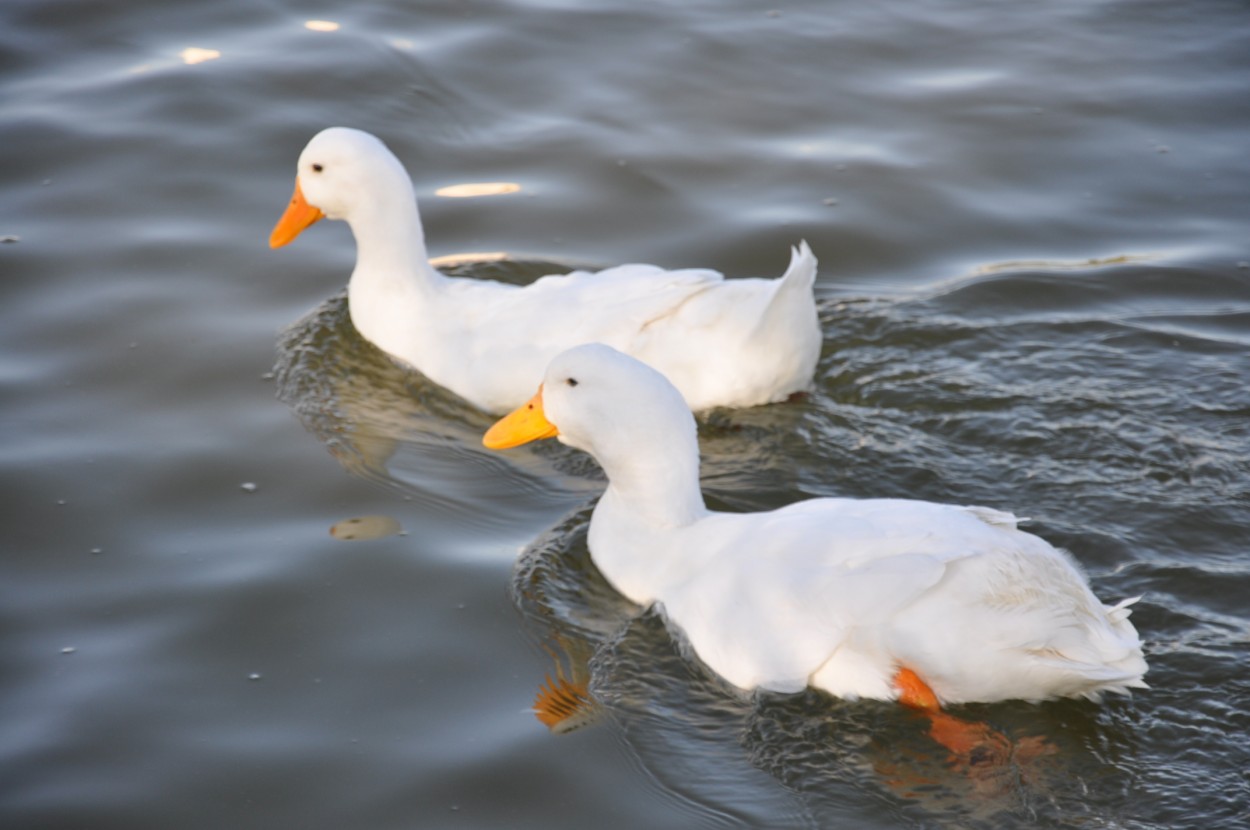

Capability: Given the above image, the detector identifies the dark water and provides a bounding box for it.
[3,1,1249,828]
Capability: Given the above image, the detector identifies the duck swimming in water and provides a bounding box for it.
[483,343,1148,713]
[270,127,821,415]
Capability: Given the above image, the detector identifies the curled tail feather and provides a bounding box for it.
[753,239,819,344]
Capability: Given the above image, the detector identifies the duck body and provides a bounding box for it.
[271,128,821,415]
[485,344,1148,707]
[592,494,1144,704]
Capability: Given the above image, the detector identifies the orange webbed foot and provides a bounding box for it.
[893,668,1011,765]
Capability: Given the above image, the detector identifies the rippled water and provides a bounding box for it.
[3,0,1249,828]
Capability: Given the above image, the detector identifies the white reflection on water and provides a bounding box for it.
[429,251,511,267]
[905,69,1005,90]
[435,182,523,198]
[178,47,221,65]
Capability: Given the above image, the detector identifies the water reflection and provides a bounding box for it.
[273,268,602,533]
[435,182,522,198]
[328,514,403,540]
[969,253,1155,276]
[178,47,221,66]
[530,635,603,735]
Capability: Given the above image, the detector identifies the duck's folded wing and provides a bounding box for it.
[448,264,725,346]
[660,507,977,694]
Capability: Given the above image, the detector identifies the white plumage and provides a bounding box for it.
[485,343,1148,707]
[270,127,821,415]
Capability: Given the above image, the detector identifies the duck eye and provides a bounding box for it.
[565,377,579,387]
[311,163,324,173]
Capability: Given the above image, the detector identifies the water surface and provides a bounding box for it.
[2,0,1249,827]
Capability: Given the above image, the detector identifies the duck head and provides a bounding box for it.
[483,343,698,468]
[269,127,410,248]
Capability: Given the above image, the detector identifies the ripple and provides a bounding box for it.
[4,0,1250,827]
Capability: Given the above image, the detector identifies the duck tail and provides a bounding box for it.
[755,240,818,335]
[1074,595,1149,698]
[777,240,818,294]
[1107,595,1142,624]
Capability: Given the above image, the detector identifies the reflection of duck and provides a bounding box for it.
[269,127,821,415]
[531,635,602,735]
[274,294,450,478]
[485,344,1148,721]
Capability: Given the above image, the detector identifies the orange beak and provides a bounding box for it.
[269,178,324,248]
[483,386,559,449]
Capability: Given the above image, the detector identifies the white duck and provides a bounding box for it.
[269,127,821,415]
[483,343,1148,711]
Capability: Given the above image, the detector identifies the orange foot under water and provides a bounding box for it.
[892,668,1054,771]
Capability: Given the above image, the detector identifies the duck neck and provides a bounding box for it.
[588,432,707,606]
[594,429,708,531]
[344,178,446,358]
[348,177,443,292]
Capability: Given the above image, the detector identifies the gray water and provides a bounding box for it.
[3,1,1249,828]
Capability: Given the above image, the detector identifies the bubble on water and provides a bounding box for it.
[248,673,262,681]
[90,547,103,555]
[240,482,258,493]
